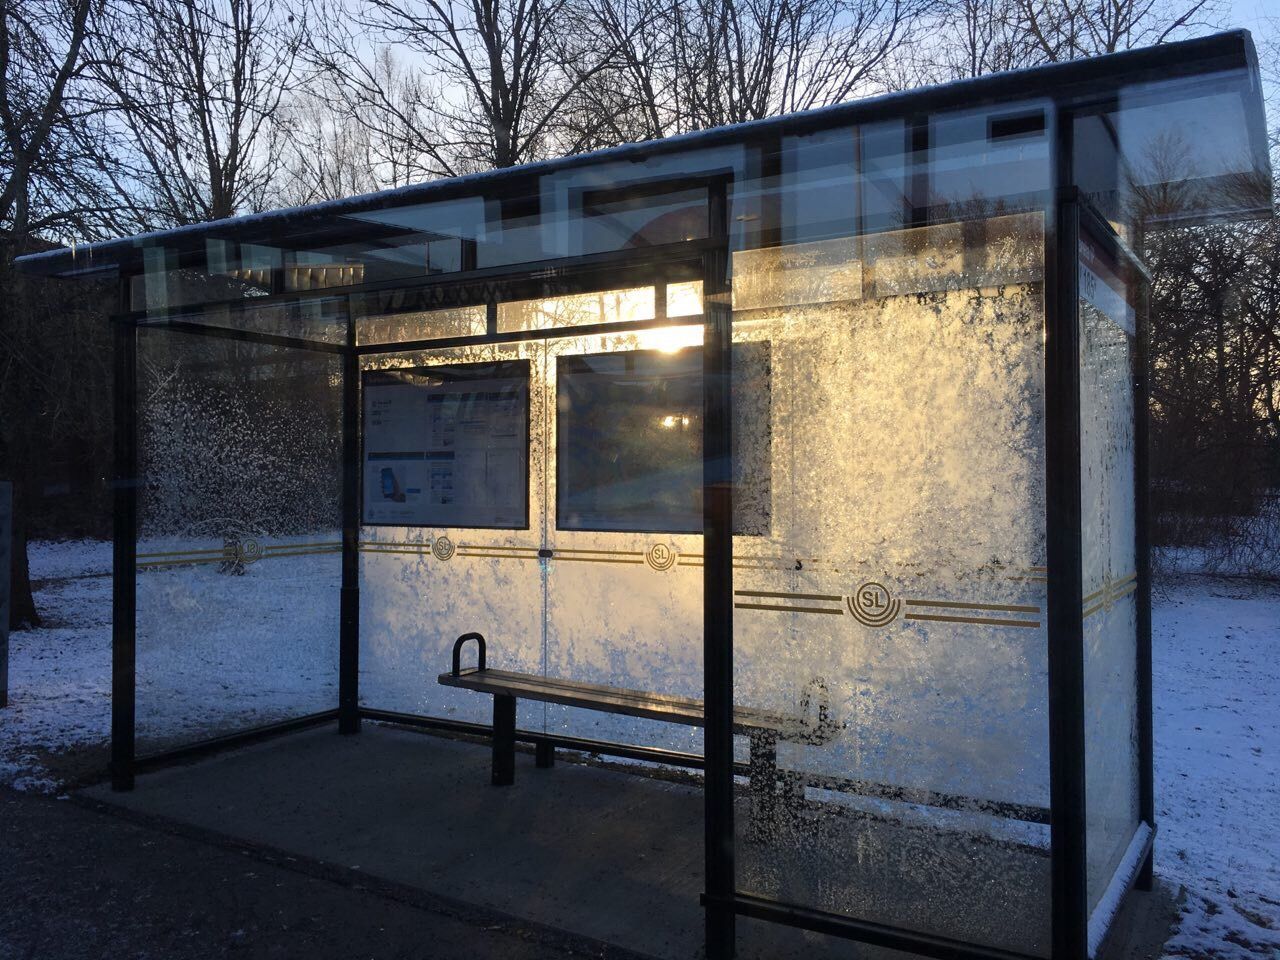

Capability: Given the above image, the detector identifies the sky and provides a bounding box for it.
[1227,0,1269,34]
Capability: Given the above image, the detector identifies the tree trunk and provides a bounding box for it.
[8,495,40,631]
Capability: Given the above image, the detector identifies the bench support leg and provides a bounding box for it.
[535,740,555,769]
[492,694,516,786]
[748,731,779,843]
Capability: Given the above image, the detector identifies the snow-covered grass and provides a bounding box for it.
[1,541,1276,959]
[1152,577,1280,959]
[4,538,339,787]
[28,537,112,581]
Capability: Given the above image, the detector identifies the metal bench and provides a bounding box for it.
[438,632,836,837]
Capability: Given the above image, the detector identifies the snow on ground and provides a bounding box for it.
[1151,577,1280,959]
[3,538,339,788]
[28,537,113,581]
[1,541,1277,958]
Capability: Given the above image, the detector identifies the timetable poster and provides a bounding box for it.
[362,362,529,528]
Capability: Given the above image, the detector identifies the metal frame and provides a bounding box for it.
[97,78,1178,960]
[702,181,736,960]
[1045,114,1090,960]
[111,276,138,792]
[339,308,361,735]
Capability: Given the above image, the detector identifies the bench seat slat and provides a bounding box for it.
[438,668,817,741]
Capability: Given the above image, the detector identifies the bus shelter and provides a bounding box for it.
[17,30,1272,960]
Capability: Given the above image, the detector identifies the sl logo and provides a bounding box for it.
[218,537,262,575]
[432,536,456,561]
[646,542,677,571]
[846,581,901,628]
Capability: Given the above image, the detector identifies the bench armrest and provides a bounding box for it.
[452,632,487,676]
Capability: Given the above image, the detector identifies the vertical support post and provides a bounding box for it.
[703,180,736,960]
[111,275,138,792]
[1046,110,1089,960]
[339,315,361,734]
[535,739,555,769]
[492,694,516,786]
[1133,233,1156,890]
[907,117,930,229]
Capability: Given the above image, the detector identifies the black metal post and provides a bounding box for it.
[111,275,138,792]
[339,318,361,734]
[492,694,516,786]
[703,183,736,960]
[1133,231,1156,890]
[535,740,555,768]
[1046,112,1089,960]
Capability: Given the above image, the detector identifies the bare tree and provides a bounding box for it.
[556,0,677,146]
[691,0,926,126]
[96,0,307,225]
[919,0,1031,80]
[305,22,458,187]
[0,0,125,243]
[352,0,626,170]
[1,0,125,629]
[274,75,386,206]
[563,0,929,145]
[900,0,1226,86]
[1011,0,1222,62]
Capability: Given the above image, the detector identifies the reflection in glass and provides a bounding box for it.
[356,305,487,346]
[555,346,770,534]
[498,286,655,332]
[667,280,703,317]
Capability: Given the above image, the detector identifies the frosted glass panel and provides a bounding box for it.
[542,327,703,750]
[358,343,545,721]
[732,212,1051,955]
[1079,231,1142,922]
[355,304,486,346]
[134,330,341,752]
[497,287,655,332]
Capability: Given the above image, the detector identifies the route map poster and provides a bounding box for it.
[362,361,529,529]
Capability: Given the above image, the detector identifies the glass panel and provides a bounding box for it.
[667,280,703,317]
[358,342,545,721]
[1080,68,1270,236]
[134,329,341,752]
[928,103,1051,217]
[355,304,487,346]
[732,210,1051,955]
[139,297,351,345]
[540,145,748,257]
[497,286,655,332]
[732,237,861,310]
[1079,229,1143,927]
[103,53,1267,319]
[554,345,770,534]
[541,326,705,751]
[556,349,704,533]
[577,186,708,251]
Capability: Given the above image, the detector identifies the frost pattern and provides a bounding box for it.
[354,214,1055,952]
[134,332,342,750]
[1079,294,1141,915]
[732,213,1051,954]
